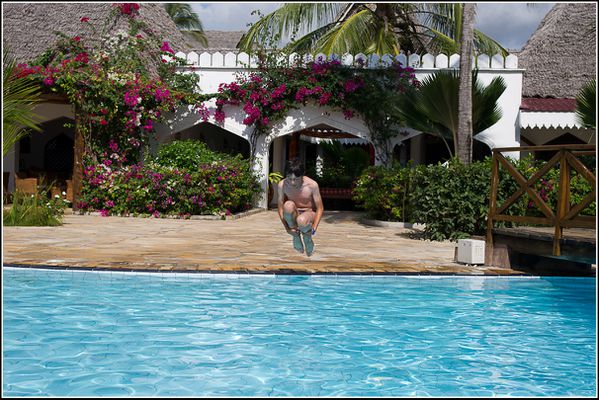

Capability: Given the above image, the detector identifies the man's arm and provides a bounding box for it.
[311,182,324,233]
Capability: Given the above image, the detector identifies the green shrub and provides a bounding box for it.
[408,159,492,241]
[153,140,232,170]
[3,190,68,226]
[353,164,413,221]
[353,154,596,242]
[80,142,261,217]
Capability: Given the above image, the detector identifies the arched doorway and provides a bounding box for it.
[44,133,74,180]
[268,124,373,210]
[168,121,251,158]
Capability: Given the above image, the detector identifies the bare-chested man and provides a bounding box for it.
[277,158,324,256]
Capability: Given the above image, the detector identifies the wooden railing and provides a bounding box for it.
[486,144,596,257]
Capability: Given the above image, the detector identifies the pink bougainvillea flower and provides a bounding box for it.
[100,119,108,126]
[80,17,90,22]
[43,77,54,86]
[118,3,140,16]
[72,36,81,42]
[214,110,226,123]
[74,52,89,63]
[160,41,175,54]
[319,92,331,105]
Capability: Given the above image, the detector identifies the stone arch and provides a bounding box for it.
[160,103,377,208]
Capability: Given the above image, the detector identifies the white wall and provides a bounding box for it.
[175,51,524,158]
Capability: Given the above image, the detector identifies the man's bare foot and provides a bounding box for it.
[292,233,304,253]
[302,233,314,256]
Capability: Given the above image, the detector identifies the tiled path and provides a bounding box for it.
[2,210,525,275]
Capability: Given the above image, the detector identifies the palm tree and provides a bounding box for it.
[457,3,476,164]
[575,79,596,129]
[164,3,208,48]
[237,3,507,56]
[395,70,507,159]
[3,48,42,157]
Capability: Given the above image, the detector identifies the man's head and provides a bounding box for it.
[286,158,304,177]
[285,158,304,186]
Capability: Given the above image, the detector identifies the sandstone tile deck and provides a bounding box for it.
[2,210,526,275]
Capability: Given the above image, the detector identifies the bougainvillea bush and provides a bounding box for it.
[79,154,260,218]
[15,3,199,167]
[200,54,420,164]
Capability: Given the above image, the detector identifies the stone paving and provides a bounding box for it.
[2,210,525,275]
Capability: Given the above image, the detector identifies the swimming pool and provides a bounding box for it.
[2,267,596,397]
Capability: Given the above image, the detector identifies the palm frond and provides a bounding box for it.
[3,48,43,156]
[395,69,507,156]
[237,3,341,52]
[424,28,460,55]
[472,74,506,133]
[164,3,208,47]
[283,23,338,54]
[473,30,508,56]
[313,9,382,55]
[576,79,596,128]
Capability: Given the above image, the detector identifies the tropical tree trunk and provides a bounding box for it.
[457,3,476,164]
[71,109,84,211]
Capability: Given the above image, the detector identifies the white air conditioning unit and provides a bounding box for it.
[457,239,485,264]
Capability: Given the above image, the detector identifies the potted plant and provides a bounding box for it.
[268,172,283,205]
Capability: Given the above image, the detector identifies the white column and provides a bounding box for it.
[315,145,324,177]
[272,136,286,174]
[252,135,269,209]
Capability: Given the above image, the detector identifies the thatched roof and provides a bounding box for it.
[184,30,246,52]
[518,2,597,98]
[2,2,193,64]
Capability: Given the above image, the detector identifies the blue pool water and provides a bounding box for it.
[2,267,596,397]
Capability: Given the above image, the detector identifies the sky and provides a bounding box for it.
[189,2,556,51]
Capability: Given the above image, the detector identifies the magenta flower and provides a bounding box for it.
[142,119,153,132]
[160,41,175,54]
[118,3,140,16]
[43,77,54,86]
[109,140,119,152]
[80,17,90,22]
[74,52,89,63]
[124,91,140,107]
[319,92,331,105]
[100,209,110,217]
[214,110,226,123]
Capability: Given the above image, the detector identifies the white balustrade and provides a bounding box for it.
[172,51,519,71]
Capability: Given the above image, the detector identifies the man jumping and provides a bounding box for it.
[277,158,324,256]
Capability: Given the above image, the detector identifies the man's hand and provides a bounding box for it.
[286,226,300,235]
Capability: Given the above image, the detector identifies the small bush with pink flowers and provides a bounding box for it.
[79,141,260,218]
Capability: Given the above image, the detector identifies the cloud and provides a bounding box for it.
[475,3,555,50]
[191,2,283,31]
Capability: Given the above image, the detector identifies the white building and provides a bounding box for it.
[2,3,596,209]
